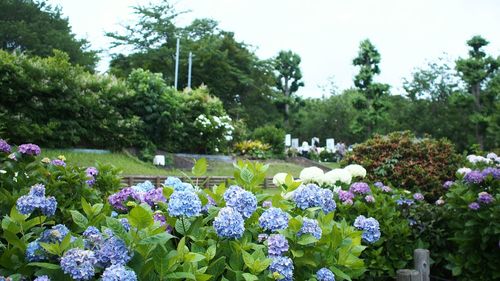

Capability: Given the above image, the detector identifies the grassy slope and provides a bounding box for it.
[42,149,309,177]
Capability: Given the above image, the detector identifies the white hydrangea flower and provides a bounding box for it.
[299,167,324,184]
[457,167,472,175]
[466,155,491,164]
[323,168,352,185]
[344,164,367,178]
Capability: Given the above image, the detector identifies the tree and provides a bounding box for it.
[0,0,98,70]
[352,39,390,137]
[274,50,304,125]
[455,35,499,149]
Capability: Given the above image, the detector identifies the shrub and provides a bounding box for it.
[319,149,336,162]
[342,131,462,200]
[233,140,271,159]
[253,125,286,157]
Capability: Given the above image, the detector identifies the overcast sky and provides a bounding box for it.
[47,0,500,98]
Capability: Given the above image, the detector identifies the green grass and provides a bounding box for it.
[42,149,307,177]
[321,162,341,169]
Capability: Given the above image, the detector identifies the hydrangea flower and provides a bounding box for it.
[168,190,201,217]
[83,226,103,249]
[40,224,72,243]
[202,195,217,213]
[344,164,366,178]
[317,268,335,281]
[464,170,485,184]
[0,139,11,153]
[153,213,172,232]
[18,143,41,156]
[144,188,166,207]
[132,181,155,193]
[468,202,480,210]
[224,186,257,218]
[435,198,445,205]
[349,182,370,194]
[120,218,131,232]
[60,248,97,280]
[262,200,272,208]
[108,188,140,211]
[269,256,294,281]
[267,234,289,256]
[213,207,245,239]
[26,240,46,262]
[258,234,269,242]
[374,182,384,188]
[323,168,352,185]
[443,181,454,189]
[293,184,322,209]
[96,236,132,267]
[320,189,337,213]
[481,167,500,180]
[365,195,375,203]
[478,192,494,204]
[396,197,414,206]
[457,167,472,175]
[299,166,325,184]
[50,159,66,167]
[486,152,498,160]
[413,193,424,201]
[353,215,381,244]
[259,207,289,232]
[102,264,137,281]
[163,177,194,192]
[338,190,354,202]
[33,276,50,281]
[16,184,57,216]
[298,218,322,239]
[86,167,98,177]
[466,155,491,164]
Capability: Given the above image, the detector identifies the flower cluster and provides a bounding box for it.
[102,264,137,281]
[16,184,57,216]
[443,180,454,189]
[464,170,485,184]
[413,193,424,201]
[164,177,194,192]
[168,190,201,217]
[298,218,322,239]
[269,256,294,281]
[299,167,325,184]
[349,182,370,194]
[213,207,245,239]
[0,139,11,153]
[323,168,352,185]
[466,154,492,165]
[224,185,257,218]
[259,207,289,232]
[26,224,73,262]
[18,143,41,156]
[267,234,289,256]
[108,187,141,211]
[338,190,355,205]
[344,164,366,178]
[61,248,97,280]
[50,159,66,167]
[317,268,336,281]
[293,184,336,213]
[85,167,98,187]
[468,191,495,211]
[353,215,381,244]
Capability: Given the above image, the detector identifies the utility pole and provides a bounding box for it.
[187,52,193,89]
[174,38,180,90]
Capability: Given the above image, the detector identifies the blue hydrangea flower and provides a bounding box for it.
[293,184,322,209]
[262,200,272,208]
[83,226,103,249]
[40,196,57,216]
[213,207,245,239]
[26,239,46,262]
[120,218,131,232]
[16,184,57,216]
[29,184,46,197]
[60,248,97,280]
[267,234,289,256]
[317,268,335,281]
[132,181,155,193]
[259,207,289,232]
[164,177,194,192]
[224,186,257,219]
[96,236,131,267]
[298,218,322,239]
[396,197,414,206]
[374,182,384,188]
[40,224,71,243]
[319,189,336,213]
[33,276,50,281]
[168,190,201,217]
[102,264,137,281]
[269,256,294,281]
[353,215,381,244]
[464,170,485,184]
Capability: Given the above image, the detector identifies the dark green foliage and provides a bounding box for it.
[252,125,286,157]
[342,131,462,200]
[0,0,98,70]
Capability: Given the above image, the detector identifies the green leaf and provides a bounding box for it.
[138,232,175,246]
[91,203,104,215]
[185,252,206,263]
[81,197,92,217]
[60,234,72,251]
[28,262,61,270]
[128,205,153,229]
[331,266,352,281]
[240,168,254,184]
[3,230,26,251]
[242,250,255,269]
[192,158,207,176]
[297,234,318,245]
[242,273,259,281]
[165,272,196,279]
[70,210,88,229]
[106,217,129,242]
[206,244,216,261]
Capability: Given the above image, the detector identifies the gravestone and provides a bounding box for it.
[291,138,299,149]
[153,155,165,166]
[285,134,291,146]
[326,138,335,152]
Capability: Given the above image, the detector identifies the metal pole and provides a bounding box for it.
[174,38,180,90]
[187,52,192,89]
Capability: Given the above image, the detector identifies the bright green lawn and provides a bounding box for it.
[42,149,307,177]
[321,162,341,169]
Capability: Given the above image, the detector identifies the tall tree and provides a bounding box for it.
[0,0,98,70]
[274,50,304,125]
[455,35,499,149]
[352,39,390,137]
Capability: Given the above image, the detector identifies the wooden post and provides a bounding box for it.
[397,269,420,281]
[156,176,161,188]
[414,249,430,281]
[128,176,134,186]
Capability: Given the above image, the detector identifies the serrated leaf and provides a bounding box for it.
[70,210,88,229]
[206,244,216,261]
[185,252,206,263]
[297,234,318,245]
[192,158,207,176]
[128,205,153,229]
[81,197,92,217]
[240,168,254,184]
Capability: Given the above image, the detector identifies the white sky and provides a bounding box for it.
[47,0,500,98]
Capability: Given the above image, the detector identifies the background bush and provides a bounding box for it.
[342,131,462,200]
[252,125,286,157]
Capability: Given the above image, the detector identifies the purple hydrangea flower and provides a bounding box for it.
[262,200,272,208]
[102,264,137,281]
[267,234,289,256]
[349,182,371,194]
[365,195,375,203]
[317,267,335,281]
[213,207,245,239]
[153,213,172,232]
[443,181,454,189]
[343,199,353,205]
[259,207,289,232]
[144,188,166,207]
[338,190,355,202]
[60,248,97,280]
[168,190,201,217]
[0,139,11,153]
[269,256,294,281]
[468,202,480,210]
[381,185,392,192]
[413,193,424,201]
[50,159,66,167]
[86,167,98,177]
[464,170,485,184]
[33,276,50,281]
[374,182,384,188]
[481,167,500,180]
[478,192,494,204]
[298,218,322,239]
[18,143,41,156]
[108,188,140,211]
[224,186,257,219]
